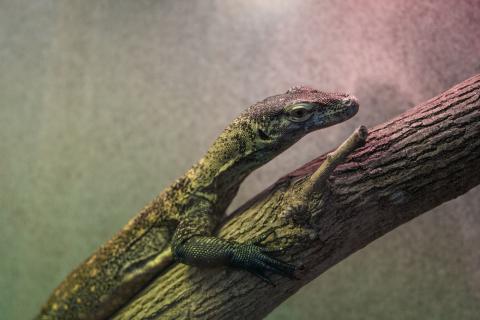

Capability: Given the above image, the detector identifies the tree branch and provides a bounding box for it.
[113,74,480,320]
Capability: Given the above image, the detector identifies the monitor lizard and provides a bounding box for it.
[36,87,360,319]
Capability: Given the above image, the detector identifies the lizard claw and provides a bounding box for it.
[252,270,276,286]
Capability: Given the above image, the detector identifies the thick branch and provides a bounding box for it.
[114,74,480,320]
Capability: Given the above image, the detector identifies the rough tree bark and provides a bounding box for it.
[113,74,480,320]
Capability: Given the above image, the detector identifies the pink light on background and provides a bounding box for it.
[0,1,479,319]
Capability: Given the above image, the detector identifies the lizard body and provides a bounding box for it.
[37,87,359,319]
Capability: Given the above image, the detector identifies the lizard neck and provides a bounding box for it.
[186,117,271,202]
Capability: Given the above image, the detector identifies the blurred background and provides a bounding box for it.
[1,1,479,319]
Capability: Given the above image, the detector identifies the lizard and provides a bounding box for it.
[36,86,360,320]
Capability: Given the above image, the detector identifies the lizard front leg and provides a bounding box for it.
[171,206,296,285]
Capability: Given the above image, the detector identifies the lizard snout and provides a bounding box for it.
[342,95,359,108]
[341,95,359,117]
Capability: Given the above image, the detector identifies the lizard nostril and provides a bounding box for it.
[342,96,359,108]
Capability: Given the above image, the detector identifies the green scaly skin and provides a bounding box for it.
[36,87,359,320]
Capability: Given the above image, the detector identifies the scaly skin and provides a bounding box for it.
[36,87,359,319]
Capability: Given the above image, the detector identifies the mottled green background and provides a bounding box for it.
[1,1,479,319]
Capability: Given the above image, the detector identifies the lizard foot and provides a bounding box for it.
[230,240,297,286]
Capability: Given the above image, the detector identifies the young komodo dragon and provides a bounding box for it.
[37,87,360,319]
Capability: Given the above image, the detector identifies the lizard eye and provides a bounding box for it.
[285,103,314,122]
[257,128,270,140]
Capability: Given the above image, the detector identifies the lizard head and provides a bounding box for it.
[196,87,359,188]
[241,86,359,155]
